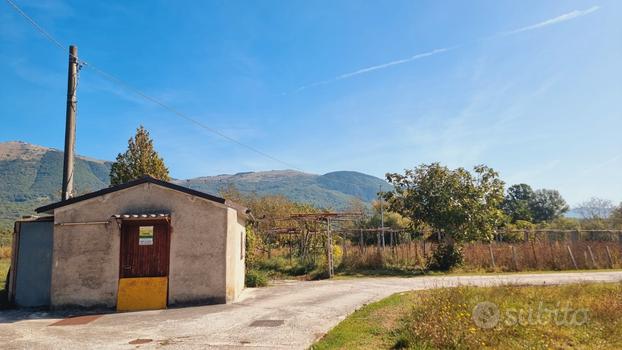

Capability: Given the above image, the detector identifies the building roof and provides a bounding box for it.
[35,176,250,216]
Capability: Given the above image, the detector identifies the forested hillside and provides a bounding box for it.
[0,142,391,229]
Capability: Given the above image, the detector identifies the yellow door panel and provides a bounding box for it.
[117,277,167,312]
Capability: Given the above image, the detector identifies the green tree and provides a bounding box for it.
[110,126,170,185]
[384,163,505,270]
[529,189,568,223]
[502,184,535,223]
[611,203,622,229]
[384,163,505,244]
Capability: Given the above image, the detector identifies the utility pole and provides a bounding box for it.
[61,45,78,201]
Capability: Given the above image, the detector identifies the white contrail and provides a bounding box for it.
[292,6,601,93]
[499,6,600,36]
[294,47,456,93]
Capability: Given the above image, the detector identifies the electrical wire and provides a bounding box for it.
[4,0,391,198]
[4,0,64,50]
[4,0,301,171]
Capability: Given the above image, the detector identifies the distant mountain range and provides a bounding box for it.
[0,141,390,229]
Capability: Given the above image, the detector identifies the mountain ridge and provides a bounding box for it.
[0,141,390,229]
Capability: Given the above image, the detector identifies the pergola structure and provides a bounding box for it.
[257,211,409,277]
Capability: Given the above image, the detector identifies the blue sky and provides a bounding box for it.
[1,0,621,205]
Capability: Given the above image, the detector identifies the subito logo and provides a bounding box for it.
[472,301,500,329]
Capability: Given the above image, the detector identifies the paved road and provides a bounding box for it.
[1,271,621,349]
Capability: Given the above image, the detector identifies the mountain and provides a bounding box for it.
[175,170,392,210]
[0,141,391,229]
[0,141,112,229]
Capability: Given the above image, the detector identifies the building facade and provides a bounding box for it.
[9,177,248,310]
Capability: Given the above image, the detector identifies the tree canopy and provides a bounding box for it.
[383,163,505,244]
[502,183,535,222]
[529,189,569,223]
[502,184,569,224]
[109,126,170,185]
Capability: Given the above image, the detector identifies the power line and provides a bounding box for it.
[80,61,302,171]
[4,0,301,171]
[5,0,64,50]
[5,0,392,199]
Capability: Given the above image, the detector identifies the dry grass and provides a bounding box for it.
[0,246,11,260]
[0,246,11,297]
[463,241,621,271]
[335,240,622,273]
[313,283,622,350]
[0,257,10,290]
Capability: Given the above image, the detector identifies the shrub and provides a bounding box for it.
[427,243,463,271]
[392,335,410,349]
[245,269,268,287]
[245,226,262,269]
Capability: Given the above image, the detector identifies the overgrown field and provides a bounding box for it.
[0,252,10,306]
[1,246,11,288]
[250,240,622,282]
[312,283,622,350]
[342,240,622,272]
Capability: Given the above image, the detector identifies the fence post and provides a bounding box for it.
[342,233,347,261]
[530,240,538,268]
[359,229,363,249]
[489,243,496,269]
[414,240,419,265]
[587,245,597,268]
[569,230,577,242]
[567,245,578,269]
[288,233,293,264]
[511,245,519,271]
[606,246,614,268]
[326,219,334,278]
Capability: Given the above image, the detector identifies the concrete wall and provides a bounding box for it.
[51,210,120,308]
[50,182,245,308]
[225,208,246,302]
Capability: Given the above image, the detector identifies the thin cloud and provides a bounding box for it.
[292,6,601,93]
[293,47,456,93]
[499,6,600,36]
[335,47,456,80]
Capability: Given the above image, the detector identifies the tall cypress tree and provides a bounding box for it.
[109,125,170,185]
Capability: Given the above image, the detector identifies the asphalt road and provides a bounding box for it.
[1,271,621,349]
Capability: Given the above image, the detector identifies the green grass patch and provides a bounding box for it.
[312,283,622,350]
[245,269,269,287]
[0,258,9,289]
[0,258,10,307]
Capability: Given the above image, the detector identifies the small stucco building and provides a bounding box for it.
[8,176,248,310]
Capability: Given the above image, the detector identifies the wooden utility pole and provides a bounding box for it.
[61,45,78,201]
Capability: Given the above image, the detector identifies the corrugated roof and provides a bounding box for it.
[112,214,170,219]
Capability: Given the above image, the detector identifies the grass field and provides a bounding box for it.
[0,259,9,288]
[0,257,10,307]
[0,245,11,288]
[312,283,622,350]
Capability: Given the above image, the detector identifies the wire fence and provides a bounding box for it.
[257,229,622,273]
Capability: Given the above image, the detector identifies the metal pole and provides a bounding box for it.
[326,218,334,278]
[62,45,78,200]
[380,185,385,248]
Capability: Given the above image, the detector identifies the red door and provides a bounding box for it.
[120,219,170,278]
